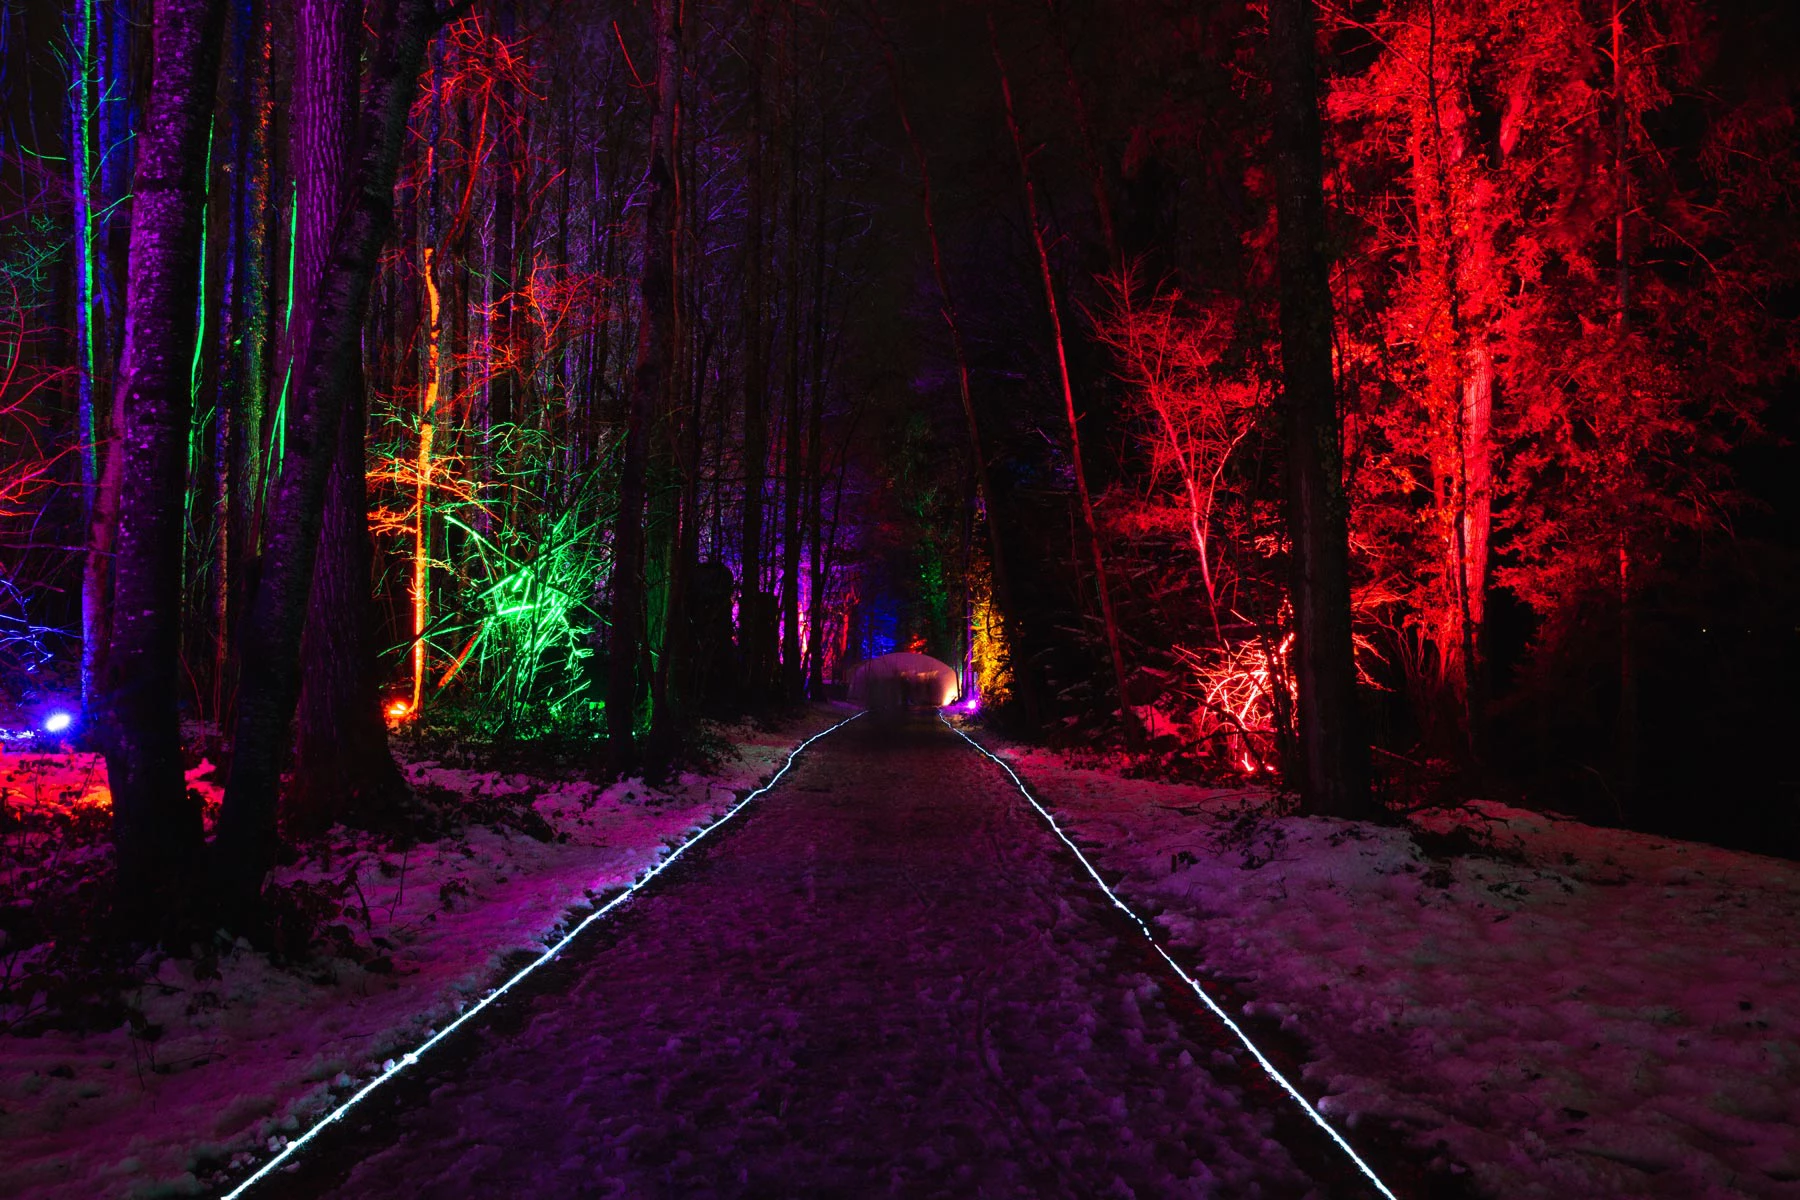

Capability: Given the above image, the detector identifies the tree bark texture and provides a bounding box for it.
[606,0,680,767]
[779,4,805,701]
[74,0,136,721]
[737,1,772,707]
[222,0,273,733]
[102,0,226,919]
[1266,0,1370,817]
[292,0,408,835]
[215,0,444,908]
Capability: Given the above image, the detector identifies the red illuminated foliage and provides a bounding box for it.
[1320,0,1792,759]
[1096,272,1266,647]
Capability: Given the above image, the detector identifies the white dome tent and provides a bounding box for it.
[847,651,960,712]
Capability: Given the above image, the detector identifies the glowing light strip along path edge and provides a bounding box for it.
[224,712,864,1199]
[943,716,1400,1200]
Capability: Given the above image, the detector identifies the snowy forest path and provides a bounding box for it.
[254,715,1350,1198]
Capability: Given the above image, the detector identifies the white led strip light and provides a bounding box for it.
[943,716,1399,1200]
[224,711,863,1199]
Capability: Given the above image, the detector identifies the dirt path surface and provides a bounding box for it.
[257,716,1341,1198]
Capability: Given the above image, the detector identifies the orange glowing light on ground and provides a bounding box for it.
[387,700,414,720]
[1,751,113,819]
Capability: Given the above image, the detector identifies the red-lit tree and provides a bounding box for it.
[1325,0,1792,781]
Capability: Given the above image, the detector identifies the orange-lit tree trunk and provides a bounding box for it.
[412,244,442,714]
[1267,0,1369,817]
[990,19,1137,748]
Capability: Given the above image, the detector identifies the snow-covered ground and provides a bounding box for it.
[0,706,849,1200]
[977,735,1800,1199]
[249,714,1322,1199]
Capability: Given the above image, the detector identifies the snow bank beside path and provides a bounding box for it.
[979,737,1800,1199]
[0,706,851,1200]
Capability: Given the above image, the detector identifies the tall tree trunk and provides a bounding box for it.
[871,6,1024,721]
[738,1,771,707]
[408,51,445,716]
[1612,0,1641,805]
[778,1,804,701]
[607,0,680,767]
[647,8,694,769]
[223,0,272,735]
[804,109,830,700]
[215,0,445,912]
[412,242,442,713]
[990,18,1136,748]
[1610,0,1637,806]
[101,0,226,923]
[291,0,407,835]
[1415,2,1491,762]
[73,0,134,722]
[71,0,103,714]
[1266,0,1369,817]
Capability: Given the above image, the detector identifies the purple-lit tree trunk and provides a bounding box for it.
[72,0,134,722]
[804,112,831,700]
[101,0,225,919]
[290,0,407,835]
[778,0,805,701]
[738,1,772,708]
[213,0,272,725]
[1267,0,1369,817]
[215,0,445,908]
[213,0,273,735]
[606,0,680,767]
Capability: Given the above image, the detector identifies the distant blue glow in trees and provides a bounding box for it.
[43,711,73,734]
[863,603,898,659]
